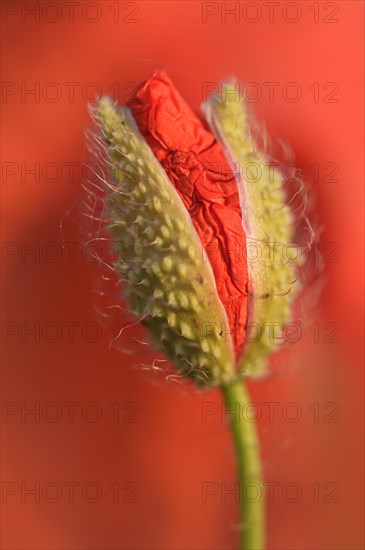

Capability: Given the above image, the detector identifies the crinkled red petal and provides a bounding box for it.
[128,71,248,359]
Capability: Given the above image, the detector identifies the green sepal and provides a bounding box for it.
[96,98,236,386]
[203,84,300,377]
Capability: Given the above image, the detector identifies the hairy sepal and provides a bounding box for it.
[203,84,299,377]
[97,97,235,386]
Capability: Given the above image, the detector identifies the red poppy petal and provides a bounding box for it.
[128,71,248,359]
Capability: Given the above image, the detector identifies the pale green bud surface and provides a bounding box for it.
[203,85,300,377]
[97,98,236,386]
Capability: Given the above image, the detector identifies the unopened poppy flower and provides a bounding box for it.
[89,71,305,550]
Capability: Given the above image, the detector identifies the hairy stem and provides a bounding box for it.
[221,380,265,550]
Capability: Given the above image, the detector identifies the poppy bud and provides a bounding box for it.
[93,72,301,386]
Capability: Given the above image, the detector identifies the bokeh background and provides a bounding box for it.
[1,1,364,549]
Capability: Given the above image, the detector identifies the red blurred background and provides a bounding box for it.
[1,1,364,549]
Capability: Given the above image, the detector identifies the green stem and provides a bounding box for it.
[221,380,265,550]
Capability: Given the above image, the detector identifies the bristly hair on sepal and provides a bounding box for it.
[85,97,237,387]
[203,80,321,378]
